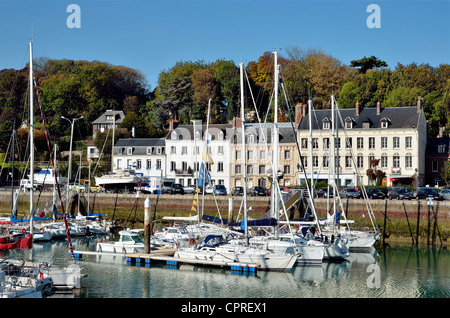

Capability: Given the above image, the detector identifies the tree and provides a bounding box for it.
[442,161,450,186]
[350,56,388,74]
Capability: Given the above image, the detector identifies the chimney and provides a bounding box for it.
[302,103,307,118]
[376,101,381,115]
[232,116,242,128]
[417,96,423,113]
[295,103,302,127]
[356,101,360,116]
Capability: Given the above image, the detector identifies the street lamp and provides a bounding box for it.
[61,115,83,211]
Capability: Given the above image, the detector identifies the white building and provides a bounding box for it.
[295,98,427,187]
[165,121,233,190]
[113,138,166,182]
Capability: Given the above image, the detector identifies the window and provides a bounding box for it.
[283,165,291,174]
[323,120,330,129]
[438,144,446,153]
[345,119,353,129]
[171,131,177,139]
[182,146,187,155]
[235,150,241,160]
[335,138,341,149]
[405,137,412,149]
[357,156,364,168]
[432,160,438,172]
[345,137,352,149]
[171,146,176,155]
[218,146,224,155]
[247,150,254,160]
[218,131,224,140]
[217,162,224,172]
[393,137,400,149]
[259,150,266,160]
[357,137,364,149]
[235,165,241,174]
[312,138,319,149]
[301,138,308,149]
[369,137,375,149]
[170,161,176,171]
[136,159,142,169]
[146,159,151,170]
[284,150,292,160]
[381,119,389,128]
[393,156,400,168]
[116,148,122,155]
[381,156,387,168]
[363,122,370,129]
[156,147,162,155]
[405,156,412,168]
[259,165,266,174]
[381,137,388,149]
[146,147,152,155]
[127,148,133,155]
[182,161,188,171]
[156,160,161,169]
[345,156,352,168]
[247,134,254,144]
[322,156,329,168]
[313,156,318,168]
[301,156,308,168]
[369,156,375,167]
[127,159,132,169]
[117,159,121,169]
[323,138,330,150]
[247,165,253,174]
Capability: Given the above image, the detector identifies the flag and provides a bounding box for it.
[240,217,246,231]
[198,162,211,188]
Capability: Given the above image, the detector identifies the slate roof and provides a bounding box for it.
[115,138,165,155]
[426,137,450,154]
[92,110,125,124]
[297,106,421,130]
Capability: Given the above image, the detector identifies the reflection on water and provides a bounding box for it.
[3,238,449,298]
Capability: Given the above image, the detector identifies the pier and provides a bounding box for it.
[72,248,260,273]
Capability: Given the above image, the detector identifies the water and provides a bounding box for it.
[2,238,449,298]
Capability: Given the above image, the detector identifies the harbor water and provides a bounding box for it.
[2,237,449,299]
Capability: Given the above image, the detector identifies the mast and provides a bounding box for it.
[200,99,212,221]
[239,63,249,245]
[308,98,314,206]
[272,51,280,238]
[29,41,34,237]
[331,95,337,223]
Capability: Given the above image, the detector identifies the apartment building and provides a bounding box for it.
[113,138,166,179]
[230,118,298,190]
[295,98,427,187]
[165,121,233,189]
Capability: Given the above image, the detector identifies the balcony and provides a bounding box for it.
[175,168,194,176]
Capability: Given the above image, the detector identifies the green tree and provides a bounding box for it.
[350,56,388,74]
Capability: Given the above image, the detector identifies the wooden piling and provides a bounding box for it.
[416,200,420,246]
[144,197,151,254]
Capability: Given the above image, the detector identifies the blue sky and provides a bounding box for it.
[0,0,449,89]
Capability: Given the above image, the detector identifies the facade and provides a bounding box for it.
[295,98,428,187]
[165,121,233,190]
[425,137,450,187]
[113,138,166,181]
[230,119,298,190]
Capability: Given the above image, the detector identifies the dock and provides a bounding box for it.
[72,248,259,273]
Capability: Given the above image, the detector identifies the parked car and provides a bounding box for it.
[213,184,227,196]
[183,185,196,194]
[170,183,184,195]
[248,186,267,197]
[365,188,385,199]
[414,187,442,200]
[440,188,450,200]
[388,187,413,200]
[339,188,361,199]
[317,187,334,198]
[231,186,244,196]
[68,183,88,193]
[205,185,214,194]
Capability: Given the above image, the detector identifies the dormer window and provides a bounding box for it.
[344,117,354,129]
[171,131,177,139]
[195,131,200,140]
[438,144,446,153]
[218,131,224,140]
[381,118,390,128]
[363,121,370,129]
[147,147,153,155]
[127,147,133,155]
[247,133,255,144]
[322,118,330,129]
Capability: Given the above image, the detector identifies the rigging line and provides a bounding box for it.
[2,46,29,115]
[33,77,76,262]
[279,79,321,234]
[335,100,378,230]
